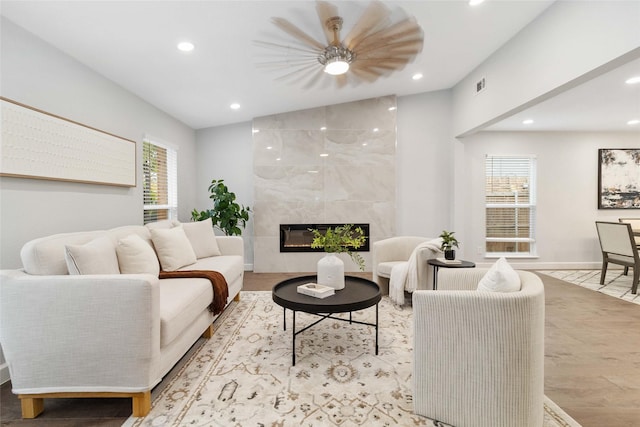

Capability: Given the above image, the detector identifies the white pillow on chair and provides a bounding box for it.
[477,257,521,292]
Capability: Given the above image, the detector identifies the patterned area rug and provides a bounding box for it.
[122,292,579,427]
[537,269,639,305]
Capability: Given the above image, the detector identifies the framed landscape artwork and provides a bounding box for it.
[598,148,640,209]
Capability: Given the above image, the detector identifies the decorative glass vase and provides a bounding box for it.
[317,253,345,290]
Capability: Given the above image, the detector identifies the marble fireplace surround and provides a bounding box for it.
[252,96,396,273]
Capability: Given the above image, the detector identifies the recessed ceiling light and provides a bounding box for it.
[276,157,281,161]
[266,146,273,150]
[628,119,640,125]
[177,42,194,52]
[362,142,368,146]
[412,73,423,81]
[388,106,397,111]
[252,129,260,134]
[625,76,640,85]
[230,103,240,110]
[373,128,379,132]
[320,153,329,157]
[522,119,534,125]
[308,170,319,174]
[320,126,327,131]
[469,0,485,5]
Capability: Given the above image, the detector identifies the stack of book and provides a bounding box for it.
[297,283,335,298]
[436,257,462,264]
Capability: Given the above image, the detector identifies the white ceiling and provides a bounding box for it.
[2,0,638,132]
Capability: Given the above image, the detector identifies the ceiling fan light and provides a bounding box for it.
[324,58,350,75]
[318,45,355,76]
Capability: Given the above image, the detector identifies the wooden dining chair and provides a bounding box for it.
[595,221,639,294]
[618,217,640,248]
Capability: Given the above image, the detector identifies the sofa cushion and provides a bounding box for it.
[377,261,406,278]
[158,277,213,347]
[21,231,106,275]
[150,226,197,271]
[116,234,160,275]
[181,218,222,258]
[477,257,521,292]
[64,236,121,275]
[185,256,244,288]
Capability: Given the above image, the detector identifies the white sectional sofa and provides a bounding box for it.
[0,219,244,418]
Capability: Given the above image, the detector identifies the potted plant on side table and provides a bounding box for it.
[439,230,459,260]
[310,224,366,290]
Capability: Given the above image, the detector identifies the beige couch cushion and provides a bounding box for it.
[150,226,197,271]
[186,256,244,292]
[116,234,160,275]
[64,236,120,275]
[158,278,213,347]
[181,218,222,258]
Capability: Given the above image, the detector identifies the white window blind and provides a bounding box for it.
[485,155,537,256]
[143,138,177,224]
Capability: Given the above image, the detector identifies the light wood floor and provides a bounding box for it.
[1,271,638,426]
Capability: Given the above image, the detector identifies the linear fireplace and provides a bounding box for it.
[280,223,370,253]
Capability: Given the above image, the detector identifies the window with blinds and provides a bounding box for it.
[143,138,177,224]
[485,155,537,256]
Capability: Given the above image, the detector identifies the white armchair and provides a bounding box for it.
[412,268,545,427]
[372,236,439,294]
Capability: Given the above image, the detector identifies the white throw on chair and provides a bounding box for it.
[371,236,440,296]
[412,268,545,427]
[596,221,639,294]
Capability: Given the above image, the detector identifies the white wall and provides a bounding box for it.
[0,18,197,269]
[456,131,640,269]
[397,90,455,237]
[195,122,254,268]
[452,1,640,136]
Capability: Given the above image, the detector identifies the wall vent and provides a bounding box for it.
[476,77,486,93]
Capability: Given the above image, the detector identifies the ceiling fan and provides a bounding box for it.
[255,1,424,89]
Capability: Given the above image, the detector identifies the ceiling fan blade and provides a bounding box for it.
[353,19,423,52]
[271,17,326,50]
[316,1,339,45]
[253,40,321,56]
[349,66,383,83]
[334,73,348,89]
[344,1,392,50]
[274,62,322,83]
[357,40,424,60]
[302,67,327,90]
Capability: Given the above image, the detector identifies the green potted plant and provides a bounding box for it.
[439,230,459,260]
[310,224,367,289]
[191,179,251,236]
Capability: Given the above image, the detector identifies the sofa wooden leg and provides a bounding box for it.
[202,323,215,338]
[19,396,44,418]
[131,391,151,417]
[234,292,241,302]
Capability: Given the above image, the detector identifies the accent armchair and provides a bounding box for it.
[412,268,545,427]
[372,236,439,295]
[596,221,639,294]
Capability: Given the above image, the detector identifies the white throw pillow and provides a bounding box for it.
[477,257,521,292]
[181,218,222,258]
[64,236,120,275]
[116,234,160,276]
[150,225,197,271]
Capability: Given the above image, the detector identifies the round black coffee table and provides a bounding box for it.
[272,275,381,366]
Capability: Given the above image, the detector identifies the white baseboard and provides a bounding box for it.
[244,263,253,271]
[1,362,10,385]
[475,261,604,270]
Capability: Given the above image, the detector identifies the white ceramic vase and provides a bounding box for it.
[317,253,345,290]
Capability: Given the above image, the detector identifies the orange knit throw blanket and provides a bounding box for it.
[158,270,229,315]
